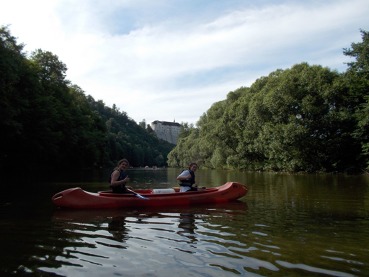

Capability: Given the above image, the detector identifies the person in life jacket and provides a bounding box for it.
[110,159,131,193]
[176,162,198,192]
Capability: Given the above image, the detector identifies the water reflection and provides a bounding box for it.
[53,209,131,243]
[108,216,128,242]
[178,213,196,234]
[177,213,197,245]
[3,170,368,276]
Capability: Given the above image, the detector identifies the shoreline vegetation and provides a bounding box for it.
[1,26,368,182]
[168,30,369,175]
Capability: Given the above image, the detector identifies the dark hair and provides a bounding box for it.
[115,159,129,170]
[188,162,198,170]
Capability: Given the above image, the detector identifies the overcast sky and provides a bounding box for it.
[1,0,368,125]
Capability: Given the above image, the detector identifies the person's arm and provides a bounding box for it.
[110,171,129,187]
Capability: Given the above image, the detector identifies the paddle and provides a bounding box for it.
[126,188,149,200]
[117,174,148,200]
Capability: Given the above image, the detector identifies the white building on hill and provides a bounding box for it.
[151,120,182,145]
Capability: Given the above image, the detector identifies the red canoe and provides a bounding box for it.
[52,182,248,209]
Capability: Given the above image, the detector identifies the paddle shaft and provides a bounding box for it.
[126,188,148,200]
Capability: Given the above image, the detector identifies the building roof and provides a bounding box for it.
[152,120,181,127]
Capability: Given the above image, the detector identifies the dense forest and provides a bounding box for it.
[0,26,174,182]
[1,26,368,182]
[168,30,369,174]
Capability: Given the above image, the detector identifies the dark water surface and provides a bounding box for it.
[0,169,368,276]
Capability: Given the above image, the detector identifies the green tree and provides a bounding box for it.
[138,119,146,129]
[0,26,46,177]
[343,29,369,170]
[169,62,362,172]
[1,26,175,182]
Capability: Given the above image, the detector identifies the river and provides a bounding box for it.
[0,168,368,276]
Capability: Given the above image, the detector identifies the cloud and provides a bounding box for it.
[1,0,368,125]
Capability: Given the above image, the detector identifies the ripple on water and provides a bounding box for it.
[10,201,367,277]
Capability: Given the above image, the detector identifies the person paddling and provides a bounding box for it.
[110,159,131,193]
[176,162,198,192]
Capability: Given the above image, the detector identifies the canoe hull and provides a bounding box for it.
[52,182,248,209]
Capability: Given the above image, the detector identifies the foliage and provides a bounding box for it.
[88,99,174,168]
[2,25,368,178]
[0,26,174,182]
[168,29,369,173]
[343,29,369,170]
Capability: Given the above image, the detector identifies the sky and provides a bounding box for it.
[1,0,368,125]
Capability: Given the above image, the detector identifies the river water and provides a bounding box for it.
[0,168,368,276]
